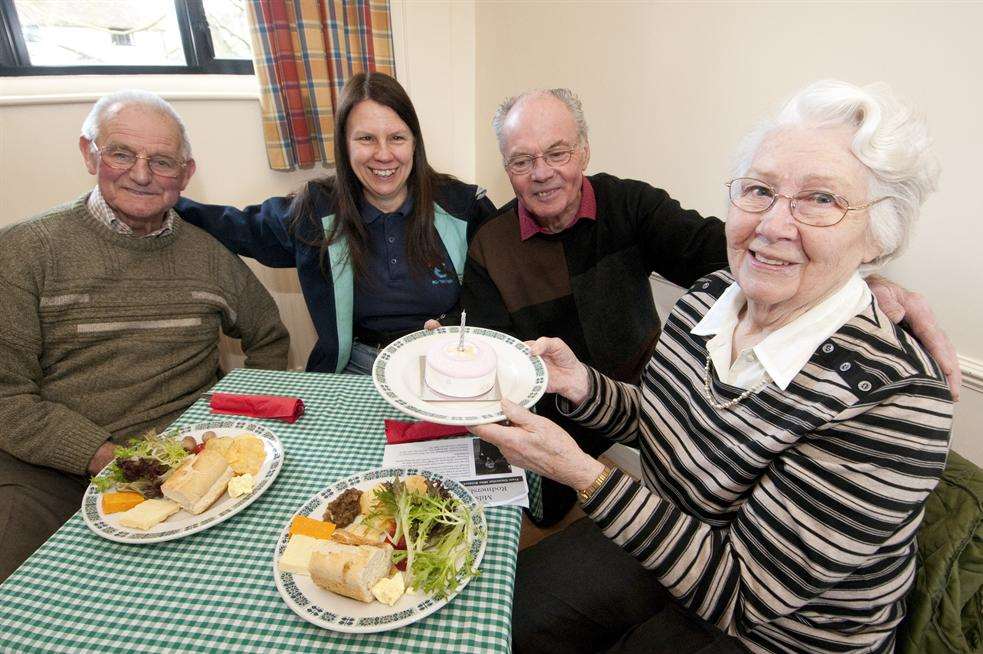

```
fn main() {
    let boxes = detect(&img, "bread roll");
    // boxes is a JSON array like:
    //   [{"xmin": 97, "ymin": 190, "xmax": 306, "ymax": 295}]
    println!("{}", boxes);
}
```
[
  {"xmin": 310, "ymin": 542, "xmax": 392, "ymax": 603},
  {"xmin": 161, "ymin": 449, "xmax": 234, "ymax": 515}
]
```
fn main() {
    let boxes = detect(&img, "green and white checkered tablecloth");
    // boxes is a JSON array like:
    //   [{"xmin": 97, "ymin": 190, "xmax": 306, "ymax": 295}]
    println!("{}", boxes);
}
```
[{"xmin": 0, "ymin": 369, "xmax": 527, "ymax": 654}]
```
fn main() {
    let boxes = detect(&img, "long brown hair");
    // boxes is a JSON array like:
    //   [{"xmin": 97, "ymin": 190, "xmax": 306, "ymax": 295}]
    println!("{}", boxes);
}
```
[{"xmin": 292, "ymin": 72, "xmax": 451, "ymax": 282}]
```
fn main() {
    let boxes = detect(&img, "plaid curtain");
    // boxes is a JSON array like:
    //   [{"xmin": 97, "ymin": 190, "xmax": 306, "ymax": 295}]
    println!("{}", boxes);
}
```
[{"xmin": 246, "ymin": 0, "xmax": 396, "ymax": 171}]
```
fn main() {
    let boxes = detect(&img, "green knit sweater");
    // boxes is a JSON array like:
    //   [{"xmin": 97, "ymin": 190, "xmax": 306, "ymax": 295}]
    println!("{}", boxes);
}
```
[{"xmin": 0, "ymin": 194, "xmax": 289, "ymax": 476}]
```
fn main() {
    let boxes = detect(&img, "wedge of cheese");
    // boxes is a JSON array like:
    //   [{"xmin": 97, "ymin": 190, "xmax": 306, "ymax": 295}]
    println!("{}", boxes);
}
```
[
  {"xmin": 101, "ymin": 491, "xmax": 146, "ymax": 515},
  {"xmin": 117, "ymin": 498, "xmax": 180, "ymax": 530},
  {"xmin": 289, "ymin": 515, "xmax": 336, "ymax": 540},
  {"xmin": 278, "ymin": 534, "xmax": 334, "ymax": 575}
]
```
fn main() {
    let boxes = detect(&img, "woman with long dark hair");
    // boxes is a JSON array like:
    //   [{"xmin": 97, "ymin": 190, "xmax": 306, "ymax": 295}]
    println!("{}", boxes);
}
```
[{"xmin": 176, "ymin": 72, "xmax": 495, "ymax": 373}]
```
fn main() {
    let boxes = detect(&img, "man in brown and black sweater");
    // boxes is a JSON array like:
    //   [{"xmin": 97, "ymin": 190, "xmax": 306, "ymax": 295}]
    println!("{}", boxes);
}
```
[
  {"xmin": 463, "ymin": 89, "xmax": 726, "ymax": 524},
  {"xmin": 0, "ymin": 91, "xmax": 288, "ymax": 581},
  {"xmin": 464, "ymin": 88, "xmax": 959, "ymax": 525}
]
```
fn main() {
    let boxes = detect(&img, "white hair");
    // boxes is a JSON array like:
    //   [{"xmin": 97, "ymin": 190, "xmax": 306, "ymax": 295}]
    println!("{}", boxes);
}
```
[
  {"xmin": 80, "ymin": 89, "xmax": 192, "ymax": 159},
  {"xmin": 732, "ymin": 79, "xmax": 939, "ymax": 273},
  {"xmin": 492, "ymin": 88, "xmax": 589, "ymax": 154}
]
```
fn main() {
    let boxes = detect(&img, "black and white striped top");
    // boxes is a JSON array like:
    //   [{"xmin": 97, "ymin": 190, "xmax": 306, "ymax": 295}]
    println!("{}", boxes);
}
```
[{"xmin": 568, "ymin": 271, "xmax": 952, "ymax": 653}]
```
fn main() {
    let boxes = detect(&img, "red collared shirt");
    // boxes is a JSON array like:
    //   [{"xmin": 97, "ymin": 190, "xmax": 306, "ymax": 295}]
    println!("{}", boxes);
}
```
[{"xmin": 518, "ymin": 177, "xmax": 597, "ymax": 240}]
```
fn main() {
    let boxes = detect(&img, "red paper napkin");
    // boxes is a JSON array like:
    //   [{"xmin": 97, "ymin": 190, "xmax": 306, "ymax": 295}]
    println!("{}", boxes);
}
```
[
  {"xmin": 210, "ymin": 392, "xmax": 305, "ymax": 423},
  {"xmin": 384, "ymin": 419, "xmax": 468, "ymax": 444}
]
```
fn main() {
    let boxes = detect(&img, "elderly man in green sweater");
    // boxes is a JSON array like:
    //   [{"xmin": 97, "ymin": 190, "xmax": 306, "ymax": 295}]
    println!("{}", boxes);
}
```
[{"xmin": 0, "ymin": 90, "xmax": 289, "ymax": 581}]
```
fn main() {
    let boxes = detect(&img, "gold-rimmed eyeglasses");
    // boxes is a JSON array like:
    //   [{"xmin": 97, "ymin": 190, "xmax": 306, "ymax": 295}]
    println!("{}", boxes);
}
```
[
  {"xmin": 94, "ymin": 145, "xmax": 188, "ymax": 179},
  {"xmin": 725, "ymin": 177, "xmax": 891, "ymax": 227},
  {"xmin": 504, "ymin": 147, "xmax": 578, "ymax": 175}
]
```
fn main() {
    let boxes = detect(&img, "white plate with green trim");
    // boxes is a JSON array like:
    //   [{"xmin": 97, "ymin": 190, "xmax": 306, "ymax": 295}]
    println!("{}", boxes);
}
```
[
  {"xmin": 81, "ymin": 419, "xmax": 284, "ymax": 544},
  {"xmin": 273, "ymin": 467, "xmax": 487, "ymax": 633},
  {"xmin": 372, "ymin": 327, "xmax": 548, "ymax": 425}
]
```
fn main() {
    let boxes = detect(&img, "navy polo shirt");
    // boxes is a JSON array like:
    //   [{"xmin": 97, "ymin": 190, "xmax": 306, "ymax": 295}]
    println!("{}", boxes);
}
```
[{"xmin": 355, "ymin": 197, "xmax": 460, "ymax": 336}]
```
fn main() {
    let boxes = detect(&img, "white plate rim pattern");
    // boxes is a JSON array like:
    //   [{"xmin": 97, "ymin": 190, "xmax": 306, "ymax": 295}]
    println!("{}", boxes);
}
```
[
  {"xmin": 372, "ymin": 327, "xmax": 548, "ymax": 425},
  {"xmin": 81, "ymin": 419, "xmax": 284, "ymax": 544},
  {"xmin": 272, "ymin": 466, "xmax": 488, "ymax": 633}
]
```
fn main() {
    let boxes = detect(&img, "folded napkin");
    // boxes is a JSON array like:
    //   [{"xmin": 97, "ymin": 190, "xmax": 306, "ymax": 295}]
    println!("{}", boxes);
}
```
[
  {"xmin": 384, "ymin": 419, "xmax": 468, "ymax": 444},
  {"xmin": 210, "ymin": 392, "xmax": 305, "ymax": 423}
]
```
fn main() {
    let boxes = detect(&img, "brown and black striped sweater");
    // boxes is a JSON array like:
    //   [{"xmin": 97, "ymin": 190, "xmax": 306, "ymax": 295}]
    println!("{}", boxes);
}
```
[
  {"xmin": 568, "ymin": 271, "xmax": 953, "ymax": 653},
  {"xmin": 0, "ymin": 194, "xmax": 289, "ymax": 476},
  {"xmin": 461, "ymin": 173, "xmax": 727, "ymax": 384}
]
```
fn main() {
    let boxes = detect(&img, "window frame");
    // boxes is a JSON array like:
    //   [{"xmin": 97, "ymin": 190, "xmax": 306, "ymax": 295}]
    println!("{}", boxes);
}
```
[{"xmin": 0, "ymin": 0, "xmax": 254, "ymax": 76}]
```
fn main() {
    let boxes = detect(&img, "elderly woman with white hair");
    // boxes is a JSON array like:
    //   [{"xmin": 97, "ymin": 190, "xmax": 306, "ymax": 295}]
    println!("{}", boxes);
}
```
[{"xmin": 474, "ymin": 80, "xmax": 953, "ymax": 654}]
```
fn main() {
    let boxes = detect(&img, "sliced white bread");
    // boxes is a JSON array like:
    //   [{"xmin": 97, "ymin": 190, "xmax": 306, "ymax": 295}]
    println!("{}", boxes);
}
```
[
  {"xmin": 309, "ymin": 541, "xmax": 392, "ymax": 603},
  {"xmin": 161, "ymin": 449, "xmax": 234, "ymax": 515}
]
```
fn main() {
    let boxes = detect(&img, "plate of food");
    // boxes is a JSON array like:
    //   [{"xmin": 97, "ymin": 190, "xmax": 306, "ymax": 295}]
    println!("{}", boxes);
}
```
[
  {"xmin": 81, "ymin": 419, "xmax": 283, "ymax": 543},
  {"xmin": 372, "ymin": 326, "xmax": 548, "ymax": 425},
  {"xmin": 273, "ymin": 467, "xmax": 486, "ymax": 633}
]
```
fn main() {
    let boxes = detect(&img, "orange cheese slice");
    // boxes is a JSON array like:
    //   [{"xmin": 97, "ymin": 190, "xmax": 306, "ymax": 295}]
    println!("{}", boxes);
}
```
[
  {"xmin": 102, "ymin": 491, "xmax": 146, "ymax": 514},
  {"xmin": 289, "ymin": 515, "xmax": 336, "ymax": 540}
]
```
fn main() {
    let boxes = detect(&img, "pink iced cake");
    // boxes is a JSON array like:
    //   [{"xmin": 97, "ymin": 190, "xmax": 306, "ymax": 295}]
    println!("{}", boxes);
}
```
[{"xmin": 424, "ymin": 336, "xmax": 498, "ymax": 398}]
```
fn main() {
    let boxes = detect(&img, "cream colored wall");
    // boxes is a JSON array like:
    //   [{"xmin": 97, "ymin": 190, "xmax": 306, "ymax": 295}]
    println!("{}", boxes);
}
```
[
  {"xmin": 0, "ymin": 0, "xmax": 477, "ymax": 372},
  {"xmin": 474, "ymin": 1, "xmax": 983, "ymax": 463},
  {"xmin": 3, "ymin": 1, "xmax": 982, "ymax": 462}
]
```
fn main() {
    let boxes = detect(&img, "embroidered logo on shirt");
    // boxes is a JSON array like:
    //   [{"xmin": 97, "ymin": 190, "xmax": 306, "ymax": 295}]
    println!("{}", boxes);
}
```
[{"xmin": 431, "ymin": 265, "xmax": 455, "ymax": 285}]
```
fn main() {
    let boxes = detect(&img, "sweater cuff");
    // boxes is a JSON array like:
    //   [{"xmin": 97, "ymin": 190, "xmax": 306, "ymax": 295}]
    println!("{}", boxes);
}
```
[
  {"xmin": 580, "ymin": 466, "xmax": 630, "ymax": 514},
  {"xmin": 556, "ymin": 367, "xmax": 603, "ymax": 421},
  {"xmin": 48, "ymin": 423, "xmax": 112, "ymax": 476}
]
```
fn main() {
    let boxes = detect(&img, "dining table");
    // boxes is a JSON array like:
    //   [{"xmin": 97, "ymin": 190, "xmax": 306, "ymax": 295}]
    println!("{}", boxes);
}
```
[{"xmin": 0, "ymin": 368, "xmax": 534, "ymax": 653}]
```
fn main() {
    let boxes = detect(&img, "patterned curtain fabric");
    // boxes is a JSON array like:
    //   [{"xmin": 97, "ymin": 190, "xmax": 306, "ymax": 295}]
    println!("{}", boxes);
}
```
[{"xmin": 246, "ymin": 0, "xmax": 396, "ymax": 170}]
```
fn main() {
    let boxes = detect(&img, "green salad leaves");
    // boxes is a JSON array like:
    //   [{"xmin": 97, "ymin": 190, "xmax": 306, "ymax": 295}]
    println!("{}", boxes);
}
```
[
  {"xmin": 91, "ymin": 430, "xmax": 189, "ymax": 495},
  {"xmin": 368, "ymin": 476, "xmax": 481, "ymax": 600}
]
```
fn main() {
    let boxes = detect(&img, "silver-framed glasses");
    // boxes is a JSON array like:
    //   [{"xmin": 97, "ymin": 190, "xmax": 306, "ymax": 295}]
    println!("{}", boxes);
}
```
[
  {"xmin": 94, "ymin": 145, "xmax": 188, "ymax": 178},
  {"xmin": 725, "ymin": 177, "xmax": 890, "ymax": 227},
  {"xmin": 504, "ymin": 147, "xmax": 578, "ymax": 175}
]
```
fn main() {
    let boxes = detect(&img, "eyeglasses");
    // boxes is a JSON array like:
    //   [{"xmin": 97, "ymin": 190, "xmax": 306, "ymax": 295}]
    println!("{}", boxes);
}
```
[
  {"xmin": 725, "ymin": 177, "xmax": 890, "ymax": 227},
  {"xmin": 94, "ymin": 145, "xmax": 188, "ymax": 178},
  {"xmin": 504, "ymin": 147, "xmax": 578, "ymax": 175}
]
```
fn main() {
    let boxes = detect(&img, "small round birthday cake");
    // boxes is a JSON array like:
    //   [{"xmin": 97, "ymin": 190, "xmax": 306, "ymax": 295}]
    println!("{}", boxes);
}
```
[{"xmin": 424, "ymin": 336, "xmax": 498, "ymax": 398}]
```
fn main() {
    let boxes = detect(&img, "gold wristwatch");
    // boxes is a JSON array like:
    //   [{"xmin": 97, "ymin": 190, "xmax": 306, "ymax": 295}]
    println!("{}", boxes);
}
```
[{"xmin": 578, "ymin": 466, "xmax": 614, "ymax": 503}]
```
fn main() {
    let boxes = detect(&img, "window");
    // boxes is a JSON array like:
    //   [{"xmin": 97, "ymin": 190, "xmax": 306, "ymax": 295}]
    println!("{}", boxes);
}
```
[{"xmin": 0, "ymin": 0, "xmax": 253, "ymax": 75}]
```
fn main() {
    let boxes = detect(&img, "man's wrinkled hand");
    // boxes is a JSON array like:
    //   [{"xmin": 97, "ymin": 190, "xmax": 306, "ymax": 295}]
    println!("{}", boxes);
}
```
[
  {"xmin": 868, "ymin": 275, "xmax": 961, "ymax": 400},
  {"xmin": 87, "ymin": 441, "xmax": 118, "ymax": 476}
]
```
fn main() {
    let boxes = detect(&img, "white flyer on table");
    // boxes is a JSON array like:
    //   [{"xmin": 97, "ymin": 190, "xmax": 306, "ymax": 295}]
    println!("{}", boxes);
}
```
[{"xmin": 381, "ymin": 436, "xmax": 529, "ymax": 508}]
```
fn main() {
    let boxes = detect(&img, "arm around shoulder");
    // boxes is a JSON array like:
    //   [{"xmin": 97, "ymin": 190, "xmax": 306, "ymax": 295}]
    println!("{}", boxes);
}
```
[
  {"xmin": 174, "ymin": 193, "xmax": 299, "ymax": 268},
  {"xmin": 626, "ymin": 179, "xmax": 728, "ymax": 288}
]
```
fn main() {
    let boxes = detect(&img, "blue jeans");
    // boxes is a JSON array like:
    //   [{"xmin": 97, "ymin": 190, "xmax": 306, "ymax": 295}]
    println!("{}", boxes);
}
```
[{"xmin": 342, "ymin": 341, "xmax": 379, "ymax": 375}]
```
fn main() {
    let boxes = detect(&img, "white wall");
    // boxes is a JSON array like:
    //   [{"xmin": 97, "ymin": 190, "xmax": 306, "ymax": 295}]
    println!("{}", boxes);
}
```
[{"xmin": 474, "ymin": 1, "xmax": 983, "ymax": 464}]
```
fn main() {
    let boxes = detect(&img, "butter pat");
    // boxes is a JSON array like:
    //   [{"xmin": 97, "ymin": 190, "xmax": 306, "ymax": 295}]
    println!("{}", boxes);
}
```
[
  {"xmin": 227, "ymin": 473, "xmax": 254, "ymax": 498},
  {"xmin": 279, "ymin": 534, "xmax": 331, "ymax": 575},
  {"xmin": 117, "ymin": 498, "xmax": 180, "ymax": 530},
  {"xmin": 371, "ymin": 573, "xmax": 405, "ymax": 606}
]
